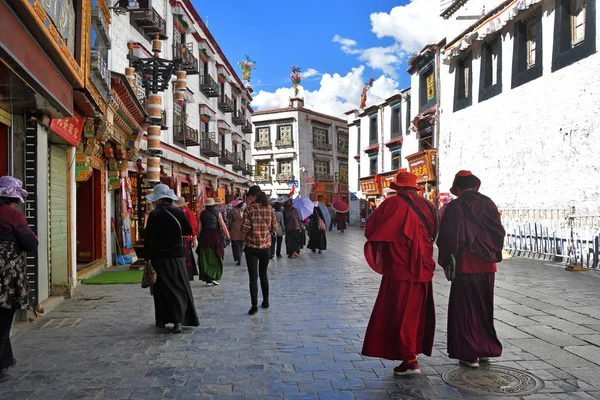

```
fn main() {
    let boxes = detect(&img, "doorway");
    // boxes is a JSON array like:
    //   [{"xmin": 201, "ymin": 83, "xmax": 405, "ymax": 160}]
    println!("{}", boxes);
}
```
[{"xmin": 76, "ymin": 168, "xmax": 103, "ymax": 267}]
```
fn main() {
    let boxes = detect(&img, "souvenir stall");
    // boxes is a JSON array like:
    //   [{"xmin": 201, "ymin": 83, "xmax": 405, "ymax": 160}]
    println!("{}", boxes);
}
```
[{"xmin": 406, "ymin": 149, "xmax": 437, "ymax": 204}]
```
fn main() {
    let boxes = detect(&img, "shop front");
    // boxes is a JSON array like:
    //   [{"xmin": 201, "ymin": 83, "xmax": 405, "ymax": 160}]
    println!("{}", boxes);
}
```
[
  {"xmin": 406, "ymin": 149, "xmax": 437, "ymax": 204},
  {"xmin": 359, "ymin": 175, "xmax": 381, "ymax": 227},
  {"xmin": 311, "ymin": 182, "xmax": 336, "ymax": 204}
]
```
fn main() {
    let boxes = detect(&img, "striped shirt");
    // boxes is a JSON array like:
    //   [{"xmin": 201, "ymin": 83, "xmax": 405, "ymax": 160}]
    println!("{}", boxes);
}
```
[{"xmin": 241, "ymin": 203, "xmax": 277, "ymax": 249}]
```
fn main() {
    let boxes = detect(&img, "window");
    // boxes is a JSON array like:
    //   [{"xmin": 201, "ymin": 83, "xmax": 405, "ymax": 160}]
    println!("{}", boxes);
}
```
[
  {"xmin": 256, "ymin": 127, "xmax": 270, "ymax": 145},
  {"xmin": 220, "ymin": 133, "xmax": 226, "ymax": 156},
  {"xmin": 419, "ymin": 70, "xmax": 435, "ymax": 112},
  {"xmin": 338, "ymin": 162, "xmax": 348, "ymax": 183},
  {"xmin": 313, "ymin": 127, "xmax": 329, "ymax": 150},
  {"xmin": 277, "ymin": 125, "xmax": 293, "ymax": 145},
  {"xmin": 135, "ymin": 72, "xmax": 145, "ymax": 101},
  {"xmin": 255, "ymin": 162, "xmax": 270, "ymax": 180},
  {"xmin": 315, "ymin": 161, "xmax": 330, "ymax": 179},
  {"xmin": 369, "ymin": 116, "xmax": 377, "ymax": 144},
  {"xmin": 391, "ymin": 107, "xmax": 401, "ymax": 138},
  {"xmin": 419, "ymin": 134, "xmax": 433, "ymax": 152},
  {"xmin": 479, "ymin": 37, "xmax": 503, "ymax": 102},
  {"xmin": 173, "ymin": 101, "xmax": 183, "ymax": 130},
  {"xmin": 512, "ymin": 12, "xmax": 543, "ymax": 88},
  {"xmin": 391, "ymin": 151, "xmax": 401, "ymax": 170},
  {"xmin": 337, "ymin": 134, "xmax": 348, "ymax": 152},
  {"xmin": 405, "ymin": 98, "xmax": 411, "ymax": 134},
  {"xmin": 356, "ymin": 125, "xmax": 361, "ymax": 153},
  {"xmin": 278, "ymin": 159, "xmax": 293, "ymax": 179},
  {"xmin": 202, "ymin": 61, "xmax": 209, "ymax": 77},
  {"xmin": 454, "ymin": 54, "xmax": 472, "ymax": 112},
  {"xmin": 552, "ymin": 0, "xmax": 596, "ymax": 72},
  {"xmin": 369, "ymin": 157, "xmax": 378, "ymax": 176}
]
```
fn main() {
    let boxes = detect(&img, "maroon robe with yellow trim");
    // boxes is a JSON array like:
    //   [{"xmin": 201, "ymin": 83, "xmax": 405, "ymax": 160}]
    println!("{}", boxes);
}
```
[
  {"xmin": 362, "ymin": 192, "xmax": 438, "ymax": 361},
  {"xmin": 437, "ymin": 190, "xmax": 505, "ymax": 360}
]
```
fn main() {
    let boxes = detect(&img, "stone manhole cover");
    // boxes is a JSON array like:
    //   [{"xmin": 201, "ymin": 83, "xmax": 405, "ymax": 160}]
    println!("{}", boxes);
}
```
[{"xmin": 442, "ymin": 365, "xmax": 544, "ymax": 397}]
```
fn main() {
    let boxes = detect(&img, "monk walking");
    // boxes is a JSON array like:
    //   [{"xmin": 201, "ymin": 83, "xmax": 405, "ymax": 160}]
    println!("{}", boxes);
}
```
[
  {"xmin": 362, "ymin": 171, "xmax": 437, "ymax": 376},
  {"xmin": 437, "ymin": 170, "xmax": 505, "ymax": 368}
]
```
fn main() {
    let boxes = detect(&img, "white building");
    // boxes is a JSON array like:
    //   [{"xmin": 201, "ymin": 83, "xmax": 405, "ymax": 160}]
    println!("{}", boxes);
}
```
[
  {"xmin": 438, "ymin": 0, "xmax": 599, "ymax": 213},
  {"xmin": 251, "ymin": 98, "xmax": 349, "ymax": 204},
  {"xmin": 346, "ymin": 90, "xmax": 414, "ymax": 225}
]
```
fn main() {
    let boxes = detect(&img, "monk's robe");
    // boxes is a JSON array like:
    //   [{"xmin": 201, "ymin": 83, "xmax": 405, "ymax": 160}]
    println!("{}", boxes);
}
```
[
  {"xmin": 362, "ymin": 192, "xmax": 438, "ymax": 361},
  {"xmin": 437, "ymin": 190, "xmax": 506, "ymax": 361}
]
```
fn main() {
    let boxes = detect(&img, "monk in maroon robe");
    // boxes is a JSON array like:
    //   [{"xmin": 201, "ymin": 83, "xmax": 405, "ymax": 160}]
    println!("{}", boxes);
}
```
[
  {"xmin": 437, "ymin": 170, "xmax": 506, "ymax": 368},
  {"xmin": 362, "ymin": 171, "xmax": 438, "ymax": 376}
]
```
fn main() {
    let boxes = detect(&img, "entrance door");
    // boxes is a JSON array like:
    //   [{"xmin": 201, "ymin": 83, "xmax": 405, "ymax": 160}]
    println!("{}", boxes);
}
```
[{"xmin": 76, "ymin": 169, "xmax": 103, "ymax": 264}]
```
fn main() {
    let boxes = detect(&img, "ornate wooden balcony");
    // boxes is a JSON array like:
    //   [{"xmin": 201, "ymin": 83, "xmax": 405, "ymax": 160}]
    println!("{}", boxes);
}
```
[
  {"xmin": 232, "ymin": 110, "xmax": 245, "ymax": 126},
  {"xmin": 200, "ymin": 133, "xmax": 220, "ymax": 157},
  {"xmin": 254, "ymin": 141, "xmax": 272, "ymax": 150},
  {"xmin": 232, "ymin": 154, "xmax": 245, "ymax": 171},
  {"xmin": 242, "ymin": 120, "xmax": 253, "ymax": 134},
  {"xmin": 218, "ymin": 95, "xmax": 234, "ymax": 113},
  {"xmin": 130, "ymin": 8, "xmax": 167, "ymax": 40},
  {"xmin": 243, "ymin": 163, "xmax": 253, "ymax": 176},
  {"xmin": 200, "ymin": 75, "xmax": 219, "ymax": 98},
  {"xmin": 254, "ymin": 173, "xmax": 270, "ymax": 183},
  {"xmin": 313, "ymin": 141, "xmax": 332, "ymax": 151},
  {"xmin": 315, "ymin": 173, "xmax": 334, "ymax": 182},
  {"xmin": 275, "ymin": 139, "xmax": 294, "ymax": 148},
  {"xmin": 219, "ymin": 149, "xmax": 235, "ymax": 164},
  {"xmin": 173, "ymin": 42, "xmax": 198, "ymax": 75},
  {"xmin": 173, "ymin": 125, "xmax": 200, "ymax": 147}
]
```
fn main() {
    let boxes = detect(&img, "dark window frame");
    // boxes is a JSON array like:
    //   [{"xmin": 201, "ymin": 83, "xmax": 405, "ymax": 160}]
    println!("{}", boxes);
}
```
[
  {"xmin": 419, "ymin": 71, "xmax": 436, "ymax": 112},
  {"xmin": 479, "ymin": 36, "xmax": 503, "ymax": 102},
  {"xmin": 512, "ymin": 11, "xmax": 544, "ymax": 89},
  {"xmin": 405, "ymin": 98, "xmax": 411, "ymax": 134},
  {"xmin": 552, "ymin": 0, "xmax": 597, "ymax": 72},
  {"xmin": 356, "ymin": 125, "xmax": 361, "ymax": 153},
  {"xmin": 391, "ymin": 150, "xmax": 401, "ymax": 170},
  {"xmin": 277, "ymin": 124, "xmax": 293, "ymax": 141},
  {"xmin": 369, "ymin": 157, "xmax": 378, "ymax": 176},
  {"xmin": 454, "ymin": 53, "xmax": 473, "ymax": 112},
  {"xmin": 391, "ymin": 106, "xmax": 401, "ymax": 138},
  {"xmin": 369, "ymin": 116, "xmax": 378, "ymax": 145}
]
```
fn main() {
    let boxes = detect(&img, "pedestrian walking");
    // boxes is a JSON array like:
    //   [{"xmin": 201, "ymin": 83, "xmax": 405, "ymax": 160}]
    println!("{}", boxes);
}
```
[
  {"xmin": 362, "ymin": 171, "xmax": 438, "ymax": 376},
  {"xmin": 0, "ymin": 177, "xmax": 38, "ymax": 383},
  {"xmin": 283, "ymin": 200, "xmax": 302, "ymax": 258},
  {"xmin": 270, "ymin": 203, "xmax": 285, "ymax": 259},
  {"xmin": 241, "ymin": 186, "xmax": 277, "ymax": 315},
  {"xmin": 335, "ymin": 211, "xmax": 347, "ymax": 233},
  {"xmin": 327, "ymin": 203, "xmax": 336, "ymax": 231},
  {"xmin": 197, "ymin": 198, "xmax": 230, "ymax": 286},
  {"xmin": 307, "ymin": 203, "xmax": 327, "ymax": 254},
  {"xmin": 228, "ymin": 200, "xmax": 245, "ymax": 266},
  {"xmin": 437, "ymin": 170, "xmax": 505, "ymax": 368},
  {"xmin": 174, "ymin": 197, "xmax": 198, "ymax": 280},
  {"xmin": 144, "ymin": 184, "xmax": 199, "ymax": 334}
]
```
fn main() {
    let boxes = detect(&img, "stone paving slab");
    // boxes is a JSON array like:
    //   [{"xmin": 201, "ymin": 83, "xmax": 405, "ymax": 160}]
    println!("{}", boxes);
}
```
[{"xmin": 3, "ymin": 228, "xmax": 600, "ymax": 399}]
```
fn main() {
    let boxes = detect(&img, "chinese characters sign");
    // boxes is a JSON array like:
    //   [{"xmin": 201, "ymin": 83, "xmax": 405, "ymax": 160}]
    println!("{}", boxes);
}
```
[
  {"xmin": 360, "ymin": 177, "xmax": 380, "ymax": 195},
  {"xmin": 380, "ymin": 172, "xmax": 397, "ymax": 190},
  {"xmin": 426, "ymin": 73, "xmax": 435, "ymax": 102},
  {"xmin": 407, "ymin": 150, "xmax": 437, "ymax": 183},
  {"xmin": 49, "ymin": 112, "xmax": 85, "ymax": 146}
]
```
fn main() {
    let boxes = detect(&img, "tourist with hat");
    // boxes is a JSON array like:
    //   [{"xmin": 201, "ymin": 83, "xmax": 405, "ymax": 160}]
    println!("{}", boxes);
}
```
[
  {"xmin": 0, "ymin": 176, "xmax": 38, "ymax": 383},
  {"xmin": 174, "ymin": 197, "xmax": 198, "ymax": 280},
  {"xmin": 144, "ymin": 184, "xmax": 199, "ymax": 334},
  {"xmin": 196, "ymin": 197, "xmax": 230, "ymax": 286},
  {"xmin": 437, "ymin": 170, "xmax": 505, "ymax": 368},
  {"xmin": 361, "ymin": 170, "xmax": 438, "ymax": 376}
]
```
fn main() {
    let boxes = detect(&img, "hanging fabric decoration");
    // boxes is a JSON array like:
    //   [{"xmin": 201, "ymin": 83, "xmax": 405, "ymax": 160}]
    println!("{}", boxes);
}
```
[
  {"xmin": 360, "ymin": 77, "xmax": 375, "ymax": 110},
  {"xmin": 290, "ymin": 66, "xmax": 301, "ymax": 97},
  {"xmin": 238, "ymin": 55, "xmax": 256, "ymax": 82}
]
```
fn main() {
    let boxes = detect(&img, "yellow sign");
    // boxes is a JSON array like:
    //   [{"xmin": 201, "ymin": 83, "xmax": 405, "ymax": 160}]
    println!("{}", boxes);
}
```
[{"xmin": 426, "ymin": 74, "xmax": 435, "ymax": 102}]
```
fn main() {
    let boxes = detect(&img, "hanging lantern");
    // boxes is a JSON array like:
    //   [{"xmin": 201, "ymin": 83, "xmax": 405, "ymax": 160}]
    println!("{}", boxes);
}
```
[
  {"xmin": 147, "ymin": 125, "xmax": 161, "ymax": 154},
  {"xmin": 147, "ymin": 157, "xmax": 161, "ymax": 183},
  {"xmin": 125, "ymin": 67, "xmax": 136, "ymax": 87},
  {"xmin": 175, "ymin": 71, "xmax": 187, "ymax": 93},
  {"xmin": 147, "ymin": 94, "xmax": 162, "ymax": 120}
]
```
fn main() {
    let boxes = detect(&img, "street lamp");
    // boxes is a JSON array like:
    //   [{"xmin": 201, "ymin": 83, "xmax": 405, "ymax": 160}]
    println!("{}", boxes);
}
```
[{"xmin": 126, "ymin": 34, "xmax": 187, "ymax": 183}]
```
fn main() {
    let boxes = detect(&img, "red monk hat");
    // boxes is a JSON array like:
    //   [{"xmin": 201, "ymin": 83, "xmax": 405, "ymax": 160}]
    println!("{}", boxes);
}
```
[
  {"xmin": 450, "ymin": 170, "xmax": 481, "ymax": 196},
  {"xmin": 389, "ymin": 170, "xmax": 421, "ymax": 191}
]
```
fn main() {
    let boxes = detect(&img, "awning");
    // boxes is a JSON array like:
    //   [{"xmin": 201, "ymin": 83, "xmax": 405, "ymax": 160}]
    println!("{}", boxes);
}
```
[
  {"xmin": 313, "ymin": 154, "xmax": 332, "ymax": 162},
  {"xmin": 443, "ymin": 0, "xmax": 542, "ymax": 64},
  {"xmin": 253, "ymin": 154, "xmax": 272, "ymax": 160},
  {"xmin": 274, "ymin": 152, "xmax": 296, "ymax": 159}
]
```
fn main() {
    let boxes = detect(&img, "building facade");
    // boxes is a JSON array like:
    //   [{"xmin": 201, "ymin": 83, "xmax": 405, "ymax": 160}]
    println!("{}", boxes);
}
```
[
  {"xmin": 438, "ymin": 0, "xmax": 599, "ymax": 266},
  {"xmin": 346, "ymin": 90, "xmax": 414, "ymax": 226},
  {"xmin": 251, "ymin": 99, "xmax": 349, "ymax": 204}
]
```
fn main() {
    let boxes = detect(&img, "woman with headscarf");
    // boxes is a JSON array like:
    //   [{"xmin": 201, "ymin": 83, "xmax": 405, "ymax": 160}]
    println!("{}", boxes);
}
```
[
  {"xmin": 228, "ymin": 200, "xmax": 245, "ymax": 266},
  {"xmin": 283, "ymin": 200, "xmax": 302, "ymax": 258},
  {"xmin": 241, "ymin": 186, "xmax": 277, "ymax": 315},
  {"xmin": 197, "ymin": 198, "xmax": 230, "ymax": 285},
  {"xmin": 307, "ymin": 203, "xmax": 327, "ymax": 254},
  {"xmin": 174, "ymin": 197, "xmax": 198, "ymax": 280},
  {"xmin": 0, "ymin": 177, "xmax": 37, "ymax": 383},
  {"xmin": 144, "ymin": 184, "xmax": 199, "ymax": 334}
]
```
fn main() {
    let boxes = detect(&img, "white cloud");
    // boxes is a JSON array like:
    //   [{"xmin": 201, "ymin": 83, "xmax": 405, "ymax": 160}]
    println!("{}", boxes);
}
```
[
  {"xmin": 252, "ymin": 66, "xmax": 399, "ymax": 118},
  {"xmin": 332, "ymin": 36, "xmax": 402, "ymax": 78},
  {"xmin": 333, "ymin": 35, "xmax": 361, "ymax": 55},
  {"xmin": 300, "ymin": 68, "xmax": 320, "ymax": 79},
  {"xmin": 370, "ymin": 0, "xmax": 446, "ymax": 53}
]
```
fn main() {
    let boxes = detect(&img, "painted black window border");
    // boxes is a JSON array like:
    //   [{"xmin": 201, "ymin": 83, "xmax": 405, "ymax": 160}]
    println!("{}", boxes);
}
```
[
  {"xmin": 552, "ymin": 0, "xmax": 597, "ymax": 72},
  {"xmin": 419, "ymin": 72, "xmax": 436, "ymax": 113},
  {"xmin": 512, "ymin": 11, "xmax": 543, "ymax": 89},
  {"xmin": 453, "ymin": 53, "xmax": 473, "ymax": 112},
  {"xmin": 405, "ymin": 97, "xmax": 411, "ymax": 134},
  {"xmin": 391, "ymin": 106, "xmax": 401, "ymax": 138},
  {"xmin": 479, "ymin": 36, "xmax": 503, "ymax": 102},
  {"xmin": 369, "ymin": 157, "xmax": 378, "ymax": 176},
  {"xmin": 369, "ymin": 116, "xmax": 378, "ymax": 144}
]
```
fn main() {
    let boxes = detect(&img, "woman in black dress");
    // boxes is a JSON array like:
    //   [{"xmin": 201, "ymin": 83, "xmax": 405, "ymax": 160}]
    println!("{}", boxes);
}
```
[
  {"xmin": 145, "ymin": 184, "xmax": 199, "ymax": 334},
  {"xmin": 307, "ymin": 204, "xmax": 327, "ymax": 254}
]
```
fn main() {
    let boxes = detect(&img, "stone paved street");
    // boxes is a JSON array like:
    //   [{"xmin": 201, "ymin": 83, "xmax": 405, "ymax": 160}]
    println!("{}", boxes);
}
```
[{"xmin": 4, "ymin": 228, "xmax": 600, "ymax": 399}]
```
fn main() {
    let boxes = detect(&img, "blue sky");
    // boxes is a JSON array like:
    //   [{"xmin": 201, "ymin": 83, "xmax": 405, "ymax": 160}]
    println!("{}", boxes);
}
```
[{"xmin": 191, "ymin": 0, "xmax": 444, "ymax": 116}]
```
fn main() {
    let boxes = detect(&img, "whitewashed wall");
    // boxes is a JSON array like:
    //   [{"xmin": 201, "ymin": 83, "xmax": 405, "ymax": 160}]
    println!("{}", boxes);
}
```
[{"xmin": 439, "ymin": 1, "xmax": 600, "ymax": 213}]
